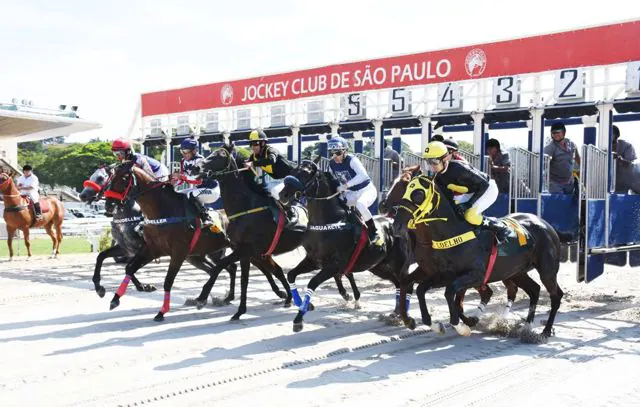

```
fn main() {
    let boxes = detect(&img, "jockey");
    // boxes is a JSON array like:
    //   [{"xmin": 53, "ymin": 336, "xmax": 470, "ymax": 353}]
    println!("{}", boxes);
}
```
[
  {"xmin": 245, "ymin": 129, "xmax": 296, "ymax": 200},
  {"xmin": 111, "ymin": 138, "xmax": 170, "ymax": 181},
  {"xmin": 171, "ymin": 138, "xmax": 220, "ymax": 227},
  {"xmin": 16, "ymin": 164, "xmax": 42, "ymax": 220},
  {"xmin": 423, "ymin": 141, "xmax": 509, "ymax": 243},
  {"xmin": 443, "ymin": 139, "xmax": 468, "ymax": 163},
  {"xmin": 328, "ymin": 136, "xmax": 384, "ymax": 248}
]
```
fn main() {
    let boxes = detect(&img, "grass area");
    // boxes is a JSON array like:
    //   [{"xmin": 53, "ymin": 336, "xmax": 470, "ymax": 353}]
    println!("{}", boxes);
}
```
[{"xmin": 0, "ymin": 236, "xmax": 92, "ymax": 257}]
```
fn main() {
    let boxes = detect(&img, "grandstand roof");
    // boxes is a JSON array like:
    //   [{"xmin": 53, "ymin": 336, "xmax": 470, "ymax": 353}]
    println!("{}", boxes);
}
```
[{"xmin": 0, "ymin": 104, "xmax": 101, "ymax": 141}]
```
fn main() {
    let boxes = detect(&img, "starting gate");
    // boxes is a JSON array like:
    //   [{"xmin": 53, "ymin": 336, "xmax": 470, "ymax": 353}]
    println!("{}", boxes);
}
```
[
  {"xmin": 401, "ymin": 151, "xmax": 422, "ymax": 169},
  {"xmin": 510, "ymin": 148, "xmax": 550, "ymax": 214},
  {"xmin": 355, "ymin": 153, "xmax": 394, "ymax": 193}
]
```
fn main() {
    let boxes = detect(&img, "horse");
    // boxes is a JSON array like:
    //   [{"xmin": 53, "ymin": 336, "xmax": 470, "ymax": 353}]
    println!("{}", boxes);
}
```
[
  {"xmin": 0, "ymin": 172, "xmax": 64, "ymax": 260},
  {"xmin": 79, "ymin": 165, "xmax": 156, "ymax": 297},
  {"xmin": 380, "ymin": 169, "xmax": 526, "ymax": 323},
  {"xmin": 392, "ymin": 175, "xmax": 564, "ymax": 337},
  {"xmin": 279, "ymin": 160, "xmax": 411, "ymax": 332},
  {"xmin": 195, "ymin": 145, "xmax": 362, "ymax": 321},
  {"xmin": 103, "ymin": 161, "xmax": 246, "ymax": 321}
]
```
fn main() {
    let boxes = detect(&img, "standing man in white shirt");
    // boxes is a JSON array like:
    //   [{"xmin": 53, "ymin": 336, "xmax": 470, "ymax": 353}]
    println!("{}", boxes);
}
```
[{"xmin": 16, "ymin": 164, "xmax": 42, "ymax": 220}]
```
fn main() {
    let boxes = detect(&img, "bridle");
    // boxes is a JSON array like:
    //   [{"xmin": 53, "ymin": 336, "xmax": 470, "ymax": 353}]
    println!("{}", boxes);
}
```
[
  {"xmin": 288, "ymin": 161, "xmax": 340, "ymax": 201},
  {"xmin": 104, "ymin": 165, "xmax": 167, "ymax": 204},
  {"xmin": 395, "ymin": 175, "xmax": 447, "ymax": 229},
  {"xmin": 83, "ymin": 167, "xmax": 114, "ymax": 201},
  {"xmin": 201, "ymin": 148, "xmax": 251, "ymax": 179}
]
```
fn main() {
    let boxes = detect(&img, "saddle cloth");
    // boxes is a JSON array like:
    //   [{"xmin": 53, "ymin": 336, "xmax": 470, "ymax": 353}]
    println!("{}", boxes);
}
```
[{"xmin": 24, "ymin": 197, "xmax": 50, "ymax": 213}]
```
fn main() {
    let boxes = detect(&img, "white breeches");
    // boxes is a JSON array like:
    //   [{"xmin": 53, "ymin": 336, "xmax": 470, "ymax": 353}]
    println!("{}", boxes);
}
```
[
  {"xmin": 154, "ymin": 167, "xmax": 170, "ymax": 182},
  {"xmin": 454, "ymin": 179, "xmax": 498, "ymax": 214},
  {"xmin": 21, "ymin": 191, "xmax": 40, "ymax": 202},
  {"xmin": 178, "ymin": 186, "xmax": 221, "ymax": 204},
  {"xmin": 265, "ymin": 179, "xmax": 285, "ymax": 200},
  {"xmin": 343, "ymin": 183, "xmax": 377, "ymax": 222}
]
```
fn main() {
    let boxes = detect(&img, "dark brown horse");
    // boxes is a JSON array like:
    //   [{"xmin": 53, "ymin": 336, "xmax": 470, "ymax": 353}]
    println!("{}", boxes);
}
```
[
  {"xmin": 103, "ymin": 162, "xmax": 239, "ymax": 321},
  {"xmin": 0, "ymin": 172, "xmax": 64, "ymax": 260},
  {"xmin": 392, "ymin": 175, "xmax": 565, "ymax": 337},
  {"xmin": 380, "ymin": 170, "xmax": 525, "ymax": 325}
]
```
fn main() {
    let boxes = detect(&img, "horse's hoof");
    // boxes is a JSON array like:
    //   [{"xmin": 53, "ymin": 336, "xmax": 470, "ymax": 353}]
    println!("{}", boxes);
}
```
[
  {"xmin": 405, "ymin": 317, "xmax": 416, "ymax": 330},
  {"xmin": 453, "ymin": 322, "xmax": 471, "ymax": 336},
  {"xmin": 308, "ymin": 303, "xmax": 315, "ymax": 312},
  {"xmin": 467, "ymin": 316, "xmax": 480, "ymax": 328},
  {"xmin": 97, "ymin": 286, "xmax": 106, "ymax": 298},
  {"xmin": 109, "ymin": 298, "xmax": 120, "ymax": 310},
  {"xmin": 341, "ymin": 292, "xmax": 352, "ymax": 302},
  {"xmin": 153, "ymin": 312, "xmax": 165, "ymax": 322},
  {"xmin": 284, "ymin": 301, "xmax": 292, "ymax": 308},
  {"xmin": 430, "ymin": 322, "xmax": 445, "ymax": 335},
  {"xmin": 210, "ymin": 295, "xmax": 231, "ymax": 307},
  {"xmin": 230, "ymin": 312, "xmax": 243, "ymax": 321},
  {"xmin": 353, "ymin": 300, "xmax": 361, "ymax": 310},
  {"xmin": 25, "ymin": 257, "xmax": 31, "ymax": 262},
  {"xmin": 183, "ymin": 298, "xmax": 198, "ymax": 307},
  {"xmin": 196, "ymin": 299, "xmax": 208, "ymax": 310},
  {"xmin": 276, "ymin": 290, "xmax": 287, "ymax": 300},
  {"xmin": 542, "ymin": 328, "xmax": 555, "ymax": 338},
  {"xmin": 143, "ymin": 284, "xmax": 156, "ymax": 292},
  {"xmin": 293, "ymin": 321, "xmax": 304, "ymax": 332}
]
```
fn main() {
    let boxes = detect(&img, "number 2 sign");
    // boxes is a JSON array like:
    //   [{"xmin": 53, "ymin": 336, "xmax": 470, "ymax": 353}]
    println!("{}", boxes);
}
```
[{"xmin": 554, "ymin": 68, "xmax": 585, "ymax": 102}]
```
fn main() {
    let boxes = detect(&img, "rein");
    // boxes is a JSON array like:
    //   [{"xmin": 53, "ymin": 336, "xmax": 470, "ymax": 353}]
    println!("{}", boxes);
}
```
[{"xmin": 291, "ymin": 163, "xmax": 341, "ymax": 201}]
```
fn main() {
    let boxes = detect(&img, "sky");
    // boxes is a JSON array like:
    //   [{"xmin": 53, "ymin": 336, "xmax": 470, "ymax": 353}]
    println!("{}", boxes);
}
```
[{"xmin": 0, "ymin": 0, "xmax": 638, "ymax": 152}]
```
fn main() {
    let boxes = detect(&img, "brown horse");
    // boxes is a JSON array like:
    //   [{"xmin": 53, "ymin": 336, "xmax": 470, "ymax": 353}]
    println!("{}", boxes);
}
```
[{"xmin": 0, "ymin": 173, "xmax": 64, "ymax": 260}]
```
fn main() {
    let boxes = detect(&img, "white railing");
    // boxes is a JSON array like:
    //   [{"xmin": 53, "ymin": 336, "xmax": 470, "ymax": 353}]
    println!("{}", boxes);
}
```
[
  {"xmin": 458, "ymin": 150, "xmax": 481, "ymax": 169},
  {"xmin": 401, "ymin": 151, "xmax": 422, "ymax": 169}
]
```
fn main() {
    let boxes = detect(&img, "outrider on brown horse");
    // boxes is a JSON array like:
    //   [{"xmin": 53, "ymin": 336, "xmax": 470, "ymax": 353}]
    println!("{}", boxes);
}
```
[{"xmin": 0, "ymin": 172, "xmax": 64, "ymax": 260}]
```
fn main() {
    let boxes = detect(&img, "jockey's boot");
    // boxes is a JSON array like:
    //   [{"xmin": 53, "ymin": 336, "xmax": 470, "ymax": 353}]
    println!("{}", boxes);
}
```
[
  {"xmin": 365, "ymin": 219, "xmax": 385, "ymax": 250},
  {"xmin": 481, "ymin": 217, "xmax": 510, "ymax": 245},
  {"xmin": 33, "ymin": 202, "xmax": 43, "ymax": 220},
  {"xmin": 189, "ymin": 195, "xmax": 213, "ymax": 228}
]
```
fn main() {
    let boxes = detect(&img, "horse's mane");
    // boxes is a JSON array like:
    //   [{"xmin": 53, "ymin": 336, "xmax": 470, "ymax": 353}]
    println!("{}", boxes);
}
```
[{"xmin": 131, "ymin": 166, "xmax": 155, "ymax": 184}]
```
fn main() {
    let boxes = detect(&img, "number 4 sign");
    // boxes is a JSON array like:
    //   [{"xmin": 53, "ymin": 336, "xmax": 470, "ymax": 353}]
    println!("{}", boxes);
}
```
[{"xmin": 437, "ymin": 82, "xmax": 463, "ymax": 112}]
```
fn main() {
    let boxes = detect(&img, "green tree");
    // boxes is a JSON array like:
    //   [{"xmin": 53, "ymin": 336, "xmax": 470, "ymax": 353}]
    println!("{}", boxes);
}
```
[
  {"xmin": 146, "ymin": 145, "xmax": 165, "ymax": 161},
  {"xmin": 34, "ymin": 142, "xmax": 117, "ymax": 191},
  {"xmin": 458, "ymin": 140, "xmax": 473, "ymax": 152},
  {"xmin": 301, "ymin": 138, "xmax": 415, "ymax": 159},
  {"xmin": 18, "ymin": 141, "xmax": 44, "ymax": 153}
]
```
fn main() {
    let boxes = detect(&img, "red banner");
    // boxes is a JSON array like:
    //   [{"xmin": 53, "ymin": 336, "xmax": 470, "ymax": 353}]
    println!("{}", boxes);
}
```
[{"xmin": 141, "ymin": 21, "xmax": 640, "ymax": 117}]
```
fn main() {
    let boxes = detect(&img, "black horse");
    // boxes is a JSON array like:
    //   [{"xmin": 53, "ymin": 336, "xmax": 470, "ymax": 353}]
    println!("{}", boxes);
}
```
[
  {"xmin": 379, "ymin": 169, "xmax": 529, "ymax": 327},
  {"xmin": 392, "ymin": 175, "xmax": 564, "ymax": 337},
  {"xmin": 195, "ymin": 145, "xmax": 361, "ymax": 320},
  {"xmin": 279, "ymin": 160, "xmax": 411, "ymax": 332}
]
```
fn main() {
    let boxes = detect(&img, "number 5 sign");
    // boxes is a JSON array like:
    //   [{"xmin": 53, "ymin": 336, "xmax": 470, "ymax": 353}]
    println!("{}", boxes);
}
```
[{"xmin": 554, "ymin": 68, "xmax": 585, "ymax": 102}]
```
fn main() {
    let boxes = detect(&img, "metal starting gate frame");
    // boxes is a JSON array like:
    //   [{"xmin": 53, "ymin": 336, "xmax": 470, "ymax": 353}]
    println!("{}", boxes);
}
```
[{"xmin": 139, "ymin": 20, "xmax": 640, "ymax": 282}]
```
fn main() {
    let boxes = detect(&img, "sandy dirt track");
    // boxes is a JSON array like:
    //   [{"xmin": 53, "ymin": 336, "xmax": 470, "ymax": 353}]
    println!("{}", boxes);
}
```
[{"xmin": 0, "ymin": 250, "xmax": 639, "ymax": 407}]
